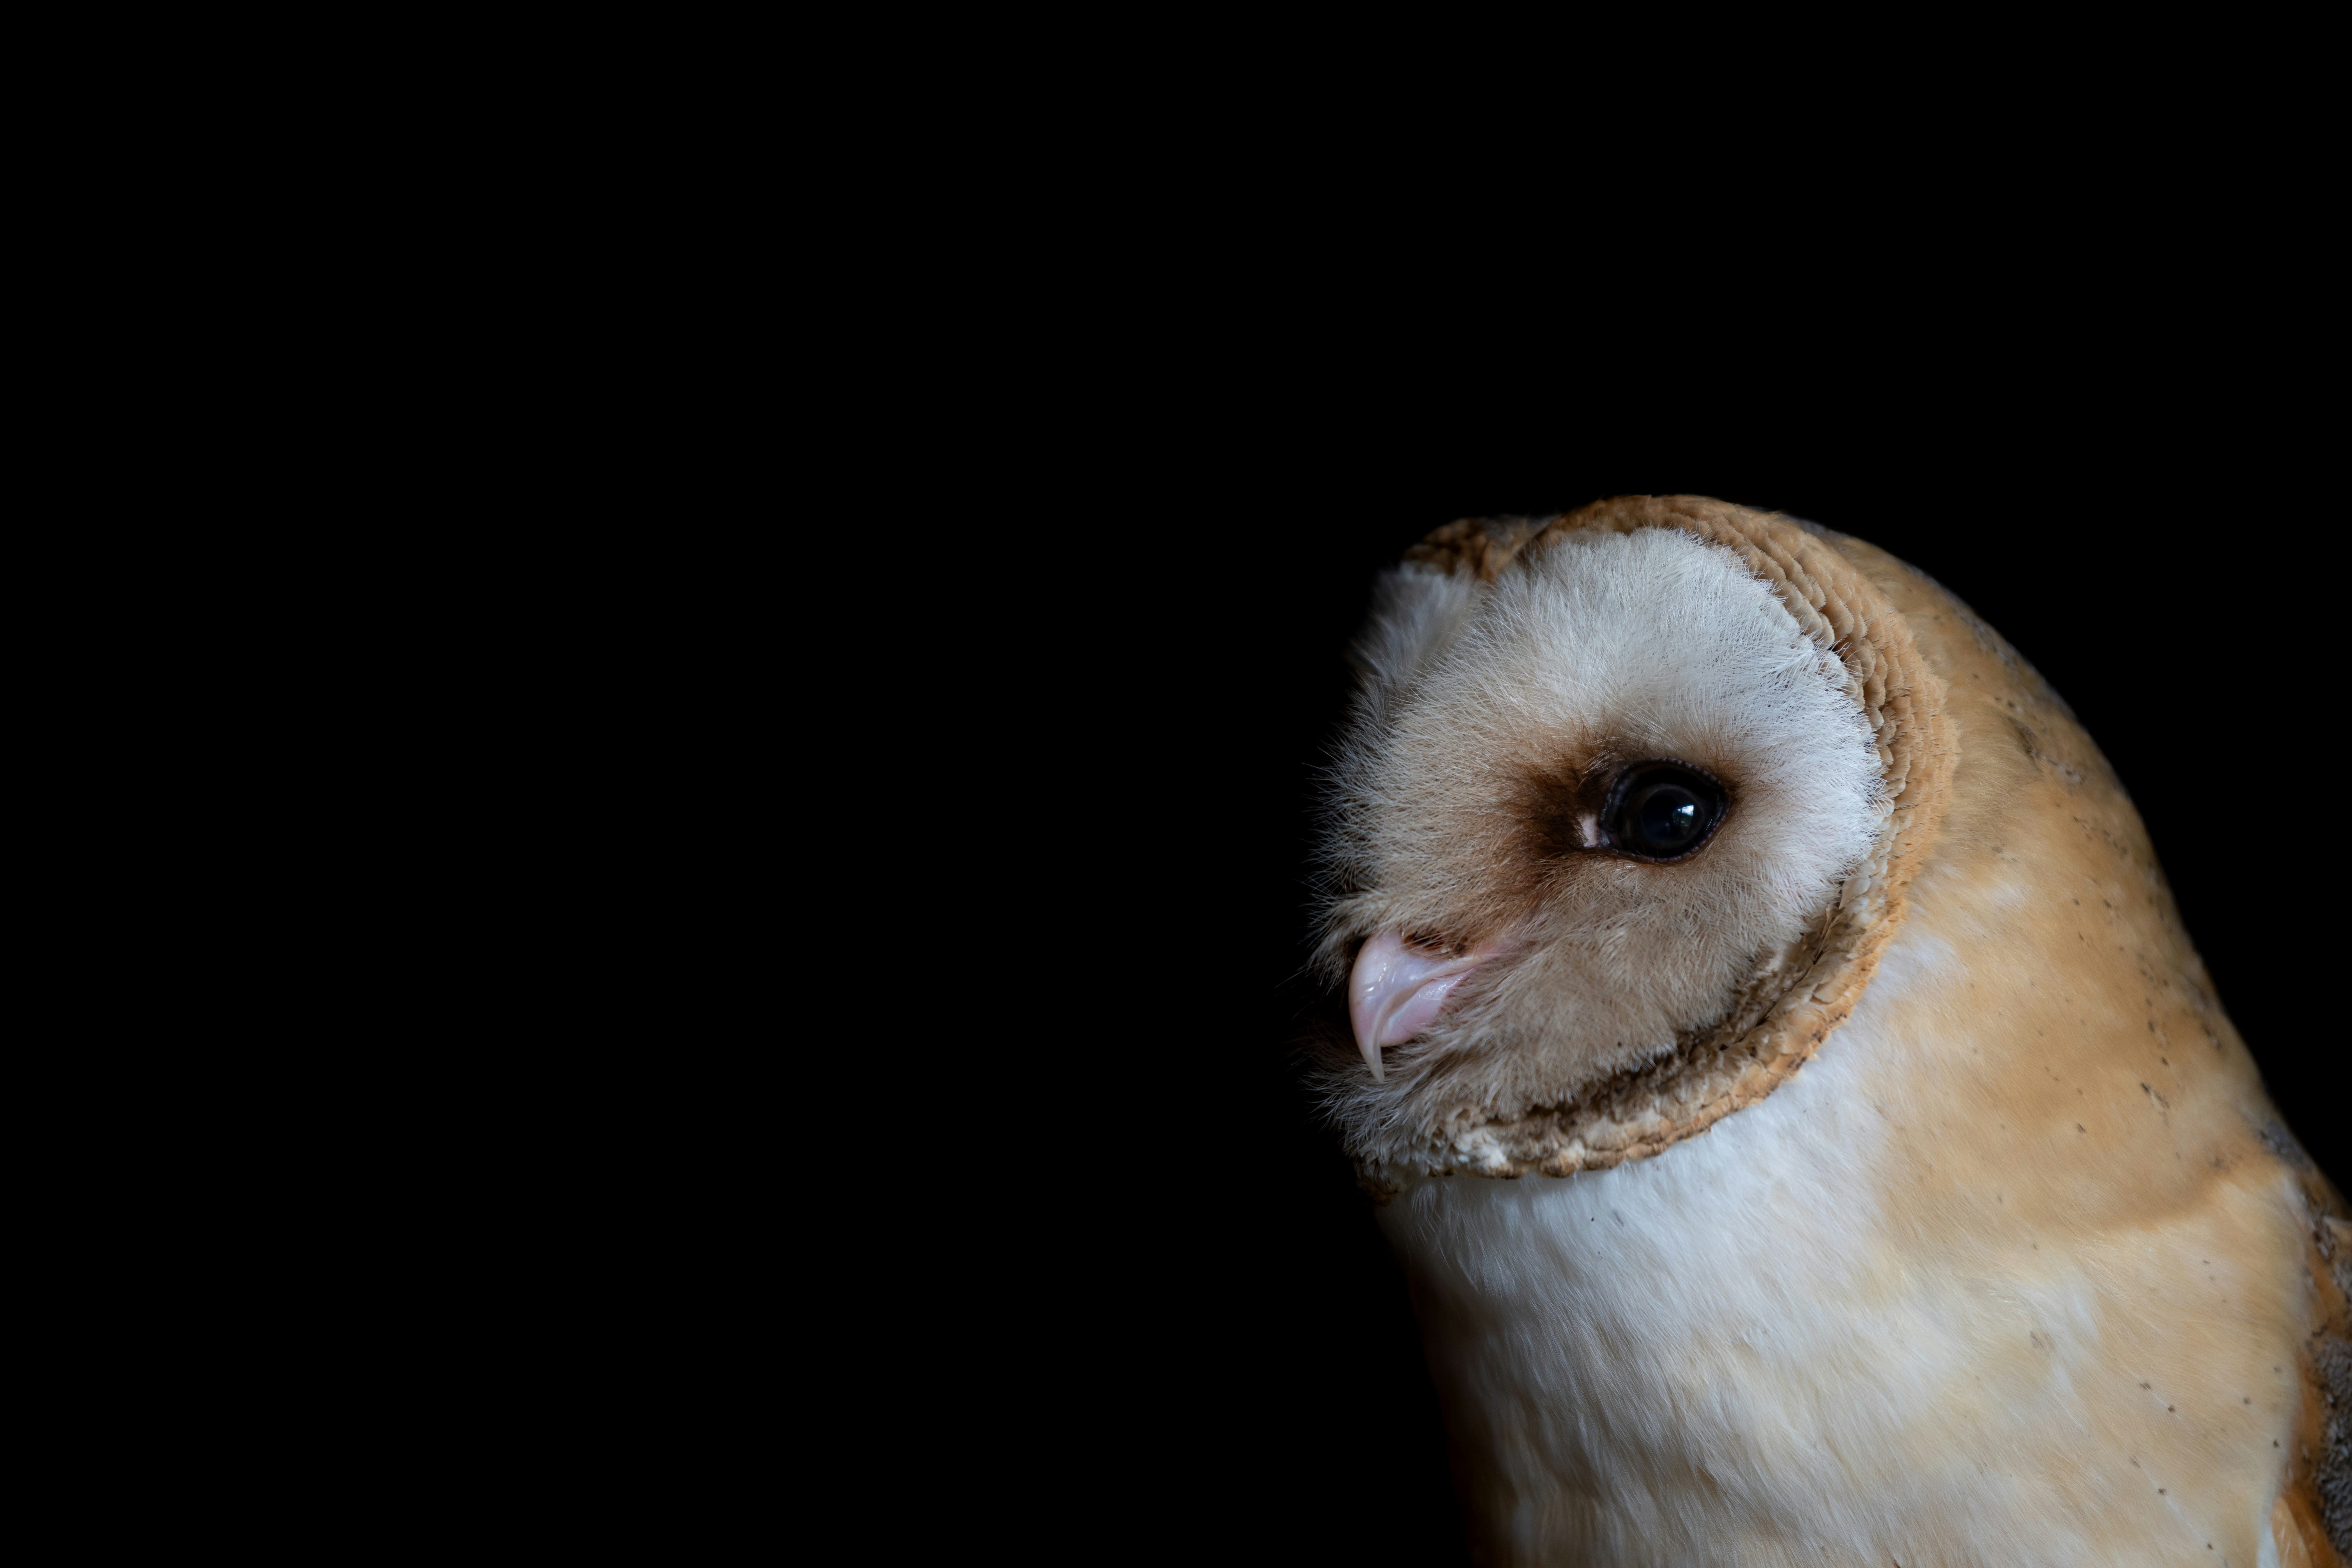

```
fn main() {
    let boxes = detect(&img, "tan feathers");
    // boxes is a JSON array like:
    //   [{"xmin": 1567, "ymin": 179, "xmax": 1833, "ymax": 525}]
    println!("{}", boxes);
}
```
[{"xmin": 1318, "ymin": 498, "xmax": 2351, "ymax": 1565}]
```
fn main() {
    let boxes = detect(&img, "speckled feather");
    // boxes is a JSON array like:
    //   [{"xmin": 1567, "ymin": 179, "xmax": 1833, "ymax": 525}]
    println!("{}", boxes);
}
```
[{"xmin": 1310, "ymin": 497, "xmax": 2349, "ymax": 1566}]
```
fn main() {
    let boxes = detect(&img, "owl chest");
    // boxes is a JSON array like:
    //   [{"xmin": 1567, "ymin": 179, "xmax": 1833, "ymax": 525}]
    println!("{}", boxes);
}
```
[
  {"xmin": 1372, "ymin": 1032, "xmax": 2301, "ymax": 1564},
  {"xmin": 1380, "ymin": 1117, "xmax": 1935, "ymax": 1536}
]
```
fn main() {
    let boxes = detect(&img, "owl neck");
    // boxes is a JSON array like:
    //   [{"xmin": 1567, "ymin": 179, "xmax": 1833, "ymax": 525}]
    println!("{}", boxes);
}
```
[{"xmin": 1372, "ymin": 931, "xmax": 2309, "ymax": 1565}]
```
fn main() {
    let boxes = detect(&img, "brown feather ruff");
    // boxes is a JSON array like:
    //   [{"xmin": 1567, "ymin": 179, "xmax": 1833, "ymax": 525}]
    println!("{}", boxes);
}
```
[{"xmin": 1351, "ymin": 496, "xmax": 1955, "ymax": 1194}]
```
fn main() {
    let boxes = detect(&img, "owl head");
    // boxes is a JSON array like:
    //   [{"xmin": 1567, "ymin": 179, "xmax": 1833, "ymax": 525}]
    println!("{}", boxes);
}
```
[{"xmin": 1311, "ymin": 497, "xmax": 1953, "ymax": 1190}]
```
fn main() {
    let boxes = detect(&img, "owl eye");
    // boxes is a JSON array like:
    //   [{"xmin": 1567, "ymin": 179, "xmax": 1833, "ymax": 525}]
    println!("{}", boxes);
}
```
[{"xmin": 1605, "ymin": 763, "xmax": 1728, "ymax": 861}]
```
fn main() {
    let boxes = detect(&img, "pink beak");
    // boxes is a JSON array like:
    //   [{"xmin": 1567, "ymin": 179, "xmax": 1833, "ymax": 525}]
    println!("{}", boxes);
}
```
[{"xmin": 1347, "ymin": 930, "xmax": 1503, "ymax": 1081}]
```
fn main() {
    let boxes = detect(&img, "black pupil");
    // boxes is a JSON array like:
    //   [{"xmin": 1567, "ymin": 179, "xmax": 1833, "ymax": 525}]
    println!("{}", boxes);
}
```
[
  {"xmin": 1609, "ymin": 767, "xmax": 1725, "ymax": 858},
  {"xmin": 1637, "ymin": 787, "xmax": 1703, "ymax": 848}
]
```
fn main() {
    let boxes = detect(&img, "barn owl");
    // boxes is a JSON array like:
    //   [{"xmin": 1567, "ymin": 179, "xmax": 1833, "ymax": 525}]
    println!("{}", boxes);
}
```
[{"xmin": 1308, "ymin": 496, "xmax": 2349, "ymax": 1567}]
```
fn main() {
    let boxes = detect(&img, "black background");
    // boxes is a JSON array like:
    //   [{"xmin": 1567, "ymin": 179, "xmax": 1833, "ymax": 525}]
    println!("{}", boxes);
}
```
[{"xmin": 1020, "ymin": 372, "xmax": 2341, "ymax": 1561}]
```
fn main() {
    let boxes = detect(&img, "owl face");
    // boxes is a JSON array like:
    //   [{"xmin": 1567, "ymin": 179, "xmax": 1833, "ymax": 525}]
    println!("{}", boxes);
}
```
[{"xmin": 1315, "ymin": 518, "xmax": 1894, "ymax": 1177}]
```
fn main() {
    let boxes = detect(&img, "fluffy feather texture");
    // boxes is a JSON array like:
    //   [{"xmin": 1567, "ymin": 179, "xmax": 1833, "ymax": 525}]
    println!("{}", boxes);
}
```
[
  {"xmin": 1308, "ymin": 500, "xmax": 2350, "ymax": 1566},
  {"xmin": 1383, "ymin": 920, "xmax": 2306, "ymax": 1566},
  {"xmin": 1315, "ymin": 526, "xmax": 1883, "ymax": 1174}
]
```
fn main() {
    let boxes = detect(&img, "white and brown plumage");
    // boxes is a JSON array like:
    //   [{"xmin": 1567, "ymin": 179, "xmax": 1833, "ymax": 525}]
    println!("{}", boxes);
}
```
[{"xmin": 1308, "ymin": 496, "xmax": 2348, "ymax": 1566}]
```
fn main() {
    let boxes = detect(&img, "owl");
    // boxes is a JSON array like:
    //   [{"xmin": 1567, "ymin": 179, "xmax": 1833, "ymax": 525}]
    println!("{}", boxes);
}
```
[{"xmin": 1308, "ymin": 496, "xmax": 2349, "ymax": 1566}]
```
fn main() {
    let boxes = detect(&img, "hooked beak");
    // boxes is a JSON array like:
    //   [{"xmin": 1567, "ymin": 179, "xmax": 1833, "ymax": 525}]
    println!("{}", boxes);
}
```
[{"xmin": 1347, "ymin": 930, "xmax": 1505, "ymax": 1081}]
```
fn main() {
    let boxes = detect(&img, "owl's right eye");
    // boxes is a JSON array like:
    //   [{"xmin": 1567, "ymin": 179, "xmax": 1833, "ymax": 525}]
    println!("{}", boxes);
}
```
[{"xmin": 1604, "ymin": 763, "xmax": 1728, "ymax": 861}]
